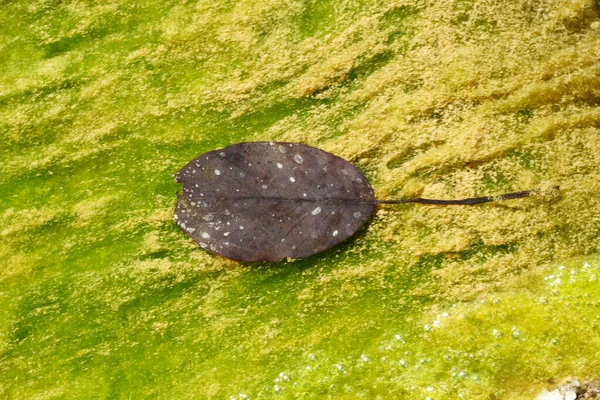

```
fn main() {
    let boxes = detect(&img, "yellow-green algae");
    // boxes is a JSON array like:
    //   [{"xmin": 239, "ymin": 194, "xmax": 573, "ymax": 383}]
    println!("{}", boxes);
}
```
[{"xmin": 1, "ymin": 0, "xmax": 600, "ymax": 398}]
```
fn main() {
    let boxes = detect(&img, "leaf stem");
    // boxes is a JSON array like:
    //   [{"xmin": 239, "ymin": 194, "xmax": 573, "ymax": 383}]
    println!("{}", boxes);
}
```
[
  {"xmin": 378, "ymin": 187, "xmax": 558, "ymax": 206},
  {"xmin": 183, "ymin": 187, "xmax": 558, "ymax": 205}
]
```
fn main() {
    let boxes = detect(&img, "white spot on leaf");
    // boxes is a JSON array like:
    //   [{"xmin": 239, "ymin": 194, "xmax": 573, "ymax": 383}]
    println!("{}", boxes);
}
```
[
  {"xmin": 311, "ymin": 207, "xmax": 321, "ymax": 215},
  {"xmin": 332, "ymin": 230, "xmax": 338, "ymax": 237},
  {"xmin": 294, "ymin": 154, "xmax": 304, "ymax": 164},
  {"xmin": 215, "ymin": 169, "xmax": 221, "ymax": 175},
  {"xmin": 290, "ymin": 177, "xmax": 296, "ymax": 182}
]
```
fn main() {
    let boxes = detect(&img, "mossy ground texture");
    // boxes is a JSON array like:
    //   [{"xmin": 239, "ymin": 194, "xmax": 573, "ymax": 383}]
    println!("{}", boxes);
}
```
[{"xmin": 2, "ymin": 0, "xmax": 600, "ymax": 398}]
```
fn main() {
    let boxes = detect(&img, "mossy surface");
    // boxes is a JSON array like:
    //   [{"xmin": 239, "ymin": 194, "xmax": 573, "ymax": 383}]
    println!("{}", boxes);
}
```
[{"xmin": 1, "ymin": 0, "xmax": 600, "ymax": 398}]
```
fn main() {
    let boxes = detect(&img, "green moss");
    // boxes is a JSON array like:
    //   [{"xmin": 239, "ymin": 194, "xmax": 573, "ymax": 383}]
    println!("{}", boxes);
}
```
[{"xmin": 1, "ymin": 0, "xmax": 600, "ymax": 398}]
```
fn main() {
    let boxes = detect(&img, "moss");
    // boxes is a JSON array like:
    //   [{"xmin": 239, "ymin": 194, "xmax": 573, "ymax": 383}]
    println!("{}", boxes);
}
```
[{"xmin": 1, "ymin": 0, "xmax": 600, "ymax": 398}]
